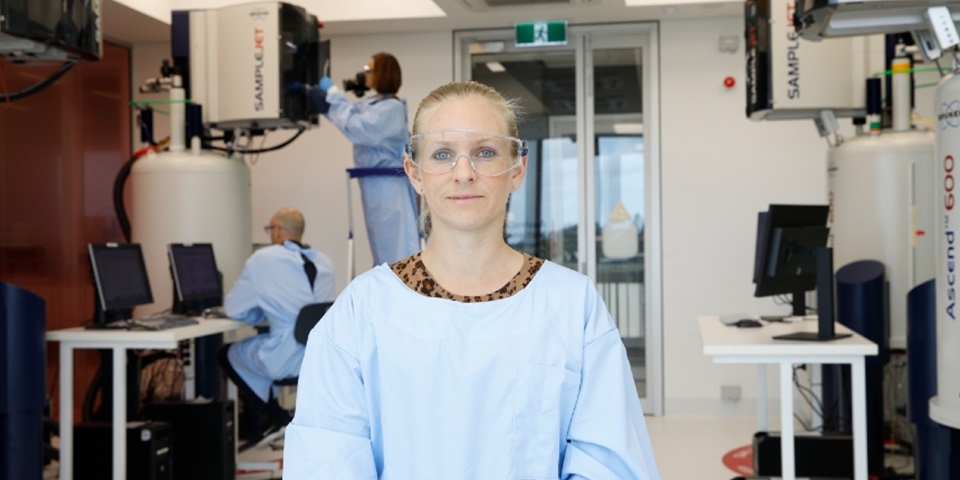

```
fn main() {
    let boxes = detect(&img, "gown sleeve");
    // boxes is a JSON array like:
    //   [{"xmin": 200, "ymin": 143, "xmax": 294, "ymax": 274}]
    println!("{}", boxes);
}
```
[
  {"xmin": 324, "ymin": 90, "xmax": 407, "ymax": 147},
  {"xmin": 224, "ymin": 256, "xmax": 265, "ymax": 325},
  {"xmin": 283, "ymin": 297, "xmax": 379, "ymax": 479},
  {"xmin": 560, "ymin": 285, "xmax": 661, "ymax": 480}
]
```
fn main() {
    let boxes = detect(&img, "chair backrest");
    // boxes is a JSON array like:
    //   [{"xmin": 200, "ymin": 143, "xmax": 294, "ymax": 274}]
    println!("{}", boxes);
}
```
[{"xmin": 294, "ymin": 302, "xmax": 333, "ymax": 345}]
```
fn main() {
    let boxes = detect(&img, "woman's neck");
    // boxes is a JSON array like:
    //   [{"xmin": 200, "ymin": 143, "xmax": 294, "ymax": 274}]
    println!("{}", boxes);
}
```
[{"xmin": 421, "ymin": 235, "xmax": 522, "ymax": 296}]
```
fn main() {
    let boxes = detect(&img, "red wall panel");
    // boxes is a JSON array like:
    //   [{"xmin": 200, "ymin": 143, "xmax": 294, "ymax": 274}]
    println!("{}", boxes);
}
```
[{"xmin": 0, "ymin": 41, "xmax": 132, "ymax": 422}]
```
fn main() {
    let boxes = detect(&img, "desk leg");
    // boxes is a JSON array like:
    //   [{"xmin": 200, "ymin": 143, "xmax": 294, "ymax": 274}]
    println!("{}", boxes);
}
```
[
  {"xmin": 779, "ymin": 362, "xmax": 795, "ymax": 480},
  {"xmin": 184, "ymin": 339, "xmax": 196, "ymax": 399},
  {"xmin": 851, "ymin": 357, "xmax": 867, "ymax": 480},
  {"xmin": 112, "ymin": 347, "xmax": 127, "ymax": 480},
  {"xmin": 59, "ymin": 343, "xmax": 74, "ymax": 480},
  {"xmin": 228, "ymin": 379, "xmax": 239, "ymax": 463},
  {"xmin": 757, "ymin": 364, "xmax": 767, "ymax": 431}
]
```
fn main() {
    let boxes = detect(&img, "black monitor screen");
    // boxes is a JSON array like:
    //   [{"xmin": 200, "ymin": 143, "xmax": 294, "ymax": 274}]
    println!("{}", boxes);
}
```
[
  {"xmin": 0, "ymin": 0, "xmax": 102, "ymax": 60},
  {"xmin": 169, "ymin": 243, "xmax": 222, "ymax": 303},
  {"xmin": 88, "ymin": 243, "xmax": 154, "ymax": 312},
  {"xmin": 753, "ymin": 204, "xmax": 830, "ymax": 312}
]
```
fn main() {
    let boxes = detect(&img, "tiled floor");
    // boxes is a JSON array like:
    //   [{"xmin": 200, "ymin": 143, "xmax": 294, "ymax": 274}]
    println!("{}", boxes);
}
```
[
  {"xmin": 646, "ymin": 415, "xmax": 757, "ymax": 479},
  {"xmin": 233, "ymin": 417, "xmax": 760, "ymax": 479},
  {"xmin": 646, "ymin": 415, "xmax": 916, "ymax": 479},
  {"xmin": 232, "ymin": 416, "xmax": 759, "ymax": 479},
  {"xmin": 44, "ymin": 415, "xmax": 915, "ymax": 479},
  {"xmin": 44, "ymin": 416, "xmax": 757, "ymax": 479}
]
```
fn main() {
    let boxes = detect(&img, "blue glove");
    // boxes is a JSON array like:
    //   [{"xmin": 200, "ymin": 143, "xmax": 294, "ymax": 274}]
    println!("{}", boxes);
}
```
[
  {"xmin": 309, "ymin": 85, "xmax": 330, "ymax": 114},
  {"xmin": 319, "ymin": 76, "xmax": 334, "ymax": 92}
]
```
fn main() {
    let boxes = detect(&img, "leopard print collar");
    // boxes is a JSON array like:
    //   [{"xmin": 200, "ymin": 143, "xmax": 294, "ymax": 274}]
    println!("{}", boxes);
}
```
[{"xmin": 389, "ymin": 251, "xmax": 544, "ymax": 302}]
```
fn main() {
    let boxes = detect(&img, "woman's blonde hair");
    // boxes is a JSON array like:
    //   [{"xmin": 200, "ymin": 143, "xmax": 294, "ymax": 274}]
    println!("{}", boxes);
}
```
[{"xmin": 410, "ymin": 81, "xmax": 523, "ymax": 238}]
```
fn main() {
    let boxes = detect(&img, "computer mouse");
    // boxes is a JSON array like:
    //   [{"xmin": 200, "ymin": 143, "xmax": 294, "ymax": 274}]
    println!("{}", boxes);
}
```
[{"xmin": 735, "ymin": 319, "xmax": 763, "ymax": 328}]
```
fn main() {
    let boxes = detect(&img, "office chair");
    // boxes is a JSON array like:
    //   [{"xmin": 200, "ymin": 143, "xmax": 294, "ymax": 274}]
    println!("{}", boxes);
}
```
[
  {"xmin": 247, "ymin": 301, "xmax": 332, "ymax": 451},
  {"xmin": 273, "ymin": 301, "xmax": 333, "ymax": 387}
]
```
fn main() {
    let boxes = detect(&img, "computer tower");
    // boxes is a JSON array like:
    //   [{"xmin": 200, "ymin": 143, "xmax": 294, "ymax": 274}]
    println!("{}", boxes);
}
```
[
  {"xmin": 74, "ymin": 421, "xmax": 173, "ymax": 480},
  {"xmin": 143, "ymin": 400, "xmax": 235, "ymax": 480},
  {"xmin": 753, "ymin": 431, "xmax": 853, "ymax": 478}
]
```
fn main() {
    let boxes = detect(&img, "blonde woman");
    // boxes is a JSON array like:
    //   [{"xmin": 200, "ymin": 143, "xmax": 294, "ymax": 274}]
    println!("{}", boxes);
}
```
[{"xmin": 285, "ymin": 81, "xmax": 660, "ymax": 480}]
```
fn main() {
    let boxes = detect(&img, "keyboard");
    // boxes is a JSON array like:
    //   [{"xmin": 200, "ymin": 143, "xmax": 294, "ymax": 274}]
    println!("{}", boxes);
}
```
[{"xmin": 131, "ymin": 314, "xmax": 199, "ymax": 331}]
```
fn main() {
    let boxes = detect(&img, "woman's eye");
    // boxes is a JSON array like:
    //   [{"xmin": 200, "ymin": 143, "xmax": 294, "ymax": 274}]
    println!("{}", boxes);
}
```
[
  {"xmin": 475, "ymin": 148, "xmax": 497, "ymax": 159},
  {"xmin": 431, "ymin": 150, "xmax": 452, "ymax": 161}
]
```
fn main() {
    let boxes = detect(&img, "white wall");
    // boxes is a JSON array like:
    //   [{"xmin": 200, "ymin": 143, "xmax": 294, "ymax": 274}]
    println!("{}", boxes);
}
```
[
  {"xmin": 247, "ymin": 31, "xmax": 452, "ymax": 292},
  {"xmin": 655, "ymin": 18, "xmax": 940, "ymax": 415},
  {"xmin": 132, "ymin": 32, "xmax": 453, "ymax": 293},
  {"xmin": 130, "ymin": 16, "xmax": 898, "ymax": 416},
  {"xmin": 659, "ymin": 16, "xmax": 841, "ymax": 415}
]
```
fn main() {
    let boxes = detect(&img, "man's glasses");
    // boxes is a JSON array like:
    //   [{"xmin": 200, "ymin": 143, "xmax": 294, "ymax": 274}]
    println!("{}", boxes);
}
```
[
  {"xmin": 405, "ymin": 129, "xmax": 528, "ymax": 177},
  {"xmin": 263, "ymin": 225, "xmax": 284, "ymax": 234}
]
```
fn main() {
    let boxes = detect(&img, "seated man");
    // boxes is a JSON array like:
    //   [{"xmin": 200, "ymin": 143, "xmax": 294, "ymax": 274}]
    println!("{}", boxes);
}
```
[{"xmin": 219, "ymin": 207, "xmax": 335, "ymax": 439}]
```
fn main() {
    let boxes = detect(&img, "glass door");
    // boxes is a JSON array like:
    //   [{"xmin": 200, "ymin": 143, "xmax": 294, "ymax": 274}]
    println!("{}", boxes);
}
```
[{"xmin": 456, "ymin": 24, "xmax": 662, "ymax": 415}]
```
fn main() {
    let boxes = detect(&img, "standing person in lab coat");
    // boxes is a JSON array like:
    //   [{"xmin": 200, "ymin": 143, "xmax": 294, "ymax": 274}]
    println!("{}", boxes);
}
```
[
  {"xmin": 284, "ymin": 81, "xmax": 660, "ymax": 480},
  {"xmin": 315, "ymin": 52, "xmax": 419, "ymax": 266}
]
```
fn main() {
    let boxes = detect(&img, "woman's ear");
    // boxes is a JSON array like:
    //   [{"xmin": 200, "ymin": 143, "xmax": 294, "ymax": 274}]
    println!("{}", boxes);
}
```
[
  {"xmin": 404, "ymin": 158, "xmax": 423, "ymax": 193},
  {"xmin": 510, "ymin": 154, "xmax": 528, "ymax": 187}
]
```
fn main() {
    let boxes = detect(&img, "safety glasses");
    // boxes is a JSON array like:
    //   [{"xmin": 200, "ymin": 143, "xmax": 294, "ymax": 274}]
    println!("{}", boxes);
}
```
[{"xmin": 405, "ymin": 129, "xmax": 528, "ymax": 177}]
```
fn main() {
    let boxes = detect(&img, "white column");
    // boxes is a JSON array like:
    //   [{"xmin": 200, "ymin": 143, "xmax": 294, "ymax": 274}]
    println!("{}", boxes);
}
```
[
  {"xmin": 779, "ymin": 362, "xmax": 795, "ymax": 480},
  {"xmin": 757, "ymin": 364, "xmax": 768, "ymax": 431},
  {"xmin": 112, "ymin": 347, "xmax": 127, "ymax": 480},
  {"xmin": 851, "ymin": 357, "xmax": 868, "ymax": 480},
  {"xmin": 59, "ymin": 344, "xmax": 73, "ymax": 480}
]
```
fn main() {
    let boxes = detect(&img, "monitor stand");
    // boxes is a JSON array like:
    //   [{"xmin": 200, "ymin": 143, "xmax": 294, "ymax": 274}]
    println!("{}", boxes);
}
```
[
  {"xmin": 774, "ymin": 247, "xmax": 852, "ymax": 342},
  {"xmin": 774, "ymin": 329, "xmax": 852, "ymax": 342}
]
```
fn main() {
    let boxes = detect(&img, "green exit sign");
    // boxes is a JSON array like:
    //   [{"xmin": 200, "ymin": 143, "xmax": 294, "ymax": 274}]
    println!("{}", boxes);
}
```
[{"xmin": 515, "ymin": 21, "xmax": 567, "ymax": 47}]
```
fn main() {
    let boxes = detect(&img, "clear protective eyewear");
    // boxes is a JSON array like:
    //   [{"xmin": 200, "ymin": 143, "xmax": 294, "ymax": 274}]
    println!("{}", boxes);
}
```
[{"xmin": 405, "ymin": 129, "xmax": 528, "ymax": 177}]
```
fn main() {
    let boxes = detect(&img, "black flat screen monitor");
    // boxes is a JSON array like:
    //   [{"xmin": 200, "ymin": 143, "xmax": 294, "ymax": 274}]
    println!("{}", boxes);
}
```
[
  {"xmin": 88, "ymin": 243, "xmax": 153, "ymax": 319},
  {"xmin": 753, "ymin": 204, "xmax": 829, "ymax": 315},
  {"xmin": 168, "ymin": 243, "xmax": 222, "ymax": 315},
  {"xmin": 0, "ymin": 0, "xmax": 102, "ymax": 60},
  {"xmin": 753, "ymin": 204, "xmax": 850, "ymax": 341}
]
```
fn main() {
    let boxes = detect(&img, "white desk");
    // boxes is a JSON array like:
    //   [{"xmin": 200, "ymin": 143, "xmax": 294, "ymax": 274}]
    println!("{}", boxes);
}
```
[
  {"xmin": 46, "ymin": 318, "xmax": 249, "ymax": 480},
  {"xmin": 697, "ymin": 316, "xmax": 877, "ymax": 480}
]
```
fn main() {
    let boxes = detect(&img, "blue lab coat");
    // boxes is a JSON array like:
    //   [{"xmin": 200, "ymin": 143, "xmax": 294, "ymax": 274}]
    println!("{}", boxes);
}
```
[
  {"xmin": 325, "ymin": 87, "xmax": 420, "ymax": 266},
  {"xmin": 284, "ymin": 261, "xmax": 660, "ymax": 479},
  {"xmin": 224, "ymin": 241, "xmax": 335, "ymax": 401}
]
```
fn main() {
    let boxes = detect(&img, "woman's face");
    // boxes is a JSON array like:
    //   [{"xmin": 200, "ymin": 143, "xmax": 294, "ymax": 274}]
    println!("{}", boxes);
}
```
[
  {"xmin": 364, "ymin": 57, "xmax": 375, "ymax": 89},
  {"xmin": 406, "ymin": 95, "xmax": 526, "ymax": 238}
]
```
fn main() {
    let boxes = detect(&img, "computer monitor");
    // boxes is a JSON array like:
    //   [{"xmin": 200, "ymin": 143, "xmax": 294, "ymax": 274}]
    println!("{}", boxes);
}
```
[
  {"xmin": 88, "ymin": 243, "xmax": 154, "ymax": 323},
  {"xmin": 85, "ymin": 243, "xmax": 154, "ymax": 422},
  {"xmin": 753, "ymin": 205, "xmax": 828, "ymax": 314},
  {"xmin": 168, "ymin": 243, "xmax": 223, "ymax": 315},
  {"xmin": 753, "ymin": 204, "xmax": 850, "ymax": 341}
]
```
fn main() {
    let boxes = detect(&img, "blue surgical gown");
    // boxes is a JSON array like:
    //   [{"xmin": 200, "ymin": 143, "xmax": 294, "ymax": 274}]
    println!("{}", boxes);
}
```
[
  {"xmin": 224, "ymin": 240, "xmax": 336, "ymax": 402},
  {"xmin": 284, "ymin": 261, "xmax": 660, "ymax": 479},
  {"xmin": 324, "ymin": 87, "xmax": 420, "ymax": 266}
]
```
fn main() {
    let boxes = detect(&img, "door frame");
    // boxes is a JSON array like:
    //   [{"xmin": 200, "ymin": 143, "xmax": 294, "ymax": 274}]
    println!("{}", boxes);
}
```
[{"xmin": 454, "ymin": 23, "xmax": 662, "ymax": 416}]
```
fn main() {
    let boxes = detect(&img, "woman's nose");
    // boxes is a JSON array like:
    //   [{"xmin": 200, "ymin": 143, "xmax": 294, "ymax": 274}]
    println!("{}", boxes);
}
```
[{"xmin": 451, "ymin": 154, "xmax": 476, "ymax": 181}]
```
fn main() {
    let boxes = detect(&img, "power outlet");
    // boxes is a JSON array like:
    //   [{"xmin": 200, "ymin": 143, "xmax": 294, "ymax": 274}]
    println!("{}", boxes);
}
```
[{"xmin": 721, "ymin": 384, "xmax": 741, "ymax": 402}]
